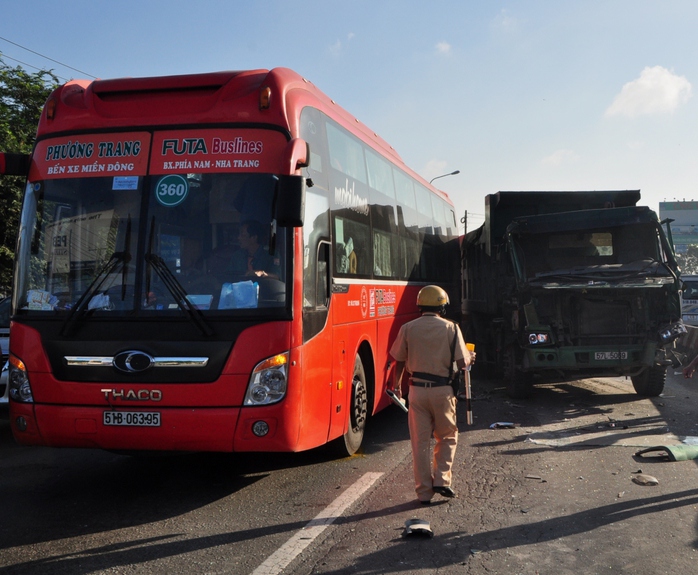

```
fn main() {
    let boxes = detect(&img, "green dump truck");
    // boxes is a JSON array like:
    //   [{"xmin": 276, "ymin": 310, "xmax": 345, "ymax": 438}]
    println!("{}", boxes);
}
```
[{"xmin": 462, "ymin": 191, "xmax": 685, "ymax": 397}]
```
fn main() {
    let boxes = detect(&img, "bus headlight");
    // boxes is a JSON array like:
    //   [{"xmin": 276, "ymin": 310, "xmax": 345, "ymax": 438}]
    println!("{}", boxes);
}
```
[
  {"xmin": 244, "ymin": 352, "xmax": 288, "ymax": 406},
  {"xmin": 8, "ymin": 354, "xmax": 33, "ymax": 403}
]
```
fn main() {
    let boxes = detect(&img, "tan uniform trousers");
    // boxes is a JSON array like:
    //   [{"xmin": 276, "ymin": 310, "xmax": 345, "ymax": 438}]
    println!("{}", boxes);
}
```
[{"xmin": 407, "ymin": 384, "xmax": 458, "ymax": 502}]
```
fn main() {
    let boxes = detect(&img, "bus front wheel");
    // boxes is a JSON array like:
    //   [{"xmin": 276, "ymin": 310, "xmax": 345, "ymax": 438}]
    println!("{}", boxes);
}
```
[{"xmin": 331, "ymin": 355, "xmax": 368, "ymax": 457}]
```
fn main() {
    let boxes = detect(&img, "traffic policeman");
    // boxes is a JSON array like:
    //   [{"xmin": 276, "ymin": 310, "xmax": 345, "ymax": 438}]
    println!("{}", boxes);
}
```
[{"xmin": 389, "ymin": 285, "xmax": 475, "ymax": 504}]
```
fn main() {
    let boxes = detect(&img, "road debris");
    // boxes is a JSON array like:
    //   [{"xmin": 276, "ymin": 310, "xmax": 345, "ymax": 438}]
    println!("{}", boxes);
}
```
[
  {"xmin": 635, "ymin": 444, "xmax": 698, "ymax": 462},
  {"xmin": 631, "ymin": 473, "xmax": 659, "ymax": 486},
  {"xmin": 403, "ymin": 518, "xmax": 433, "ymax": 538}
]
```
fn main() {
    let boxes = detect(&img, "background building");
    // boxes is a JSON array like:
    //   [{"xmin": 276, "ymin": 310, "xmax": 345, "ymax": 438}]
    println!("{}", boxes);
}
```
[{"xmin": 659, "ymin": 201, "xmax": 698, "ymax": 255}]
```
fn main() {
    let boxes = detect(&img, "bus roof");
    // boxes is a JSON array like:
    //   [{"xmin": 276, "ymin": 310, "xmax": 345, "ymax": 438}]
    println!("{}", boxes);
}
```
[{"xmin": 38, "ymin": 67, "xmax": 450, "ymax": 204}]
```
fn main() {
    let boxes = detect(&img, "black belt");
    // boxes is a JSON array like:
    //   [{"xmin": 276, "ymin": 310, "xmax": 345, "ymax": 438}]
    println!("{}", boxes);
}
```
[{"xmin": 410, "ymin": 372, "xmax": 450, "ymax": 387}]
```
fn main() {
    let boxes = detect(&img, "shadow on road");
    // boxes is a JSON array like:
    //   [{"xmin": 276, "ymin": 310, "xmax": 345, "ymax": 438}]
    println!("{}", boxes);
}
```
[
  {"xmin": 313, "ymin": 488, "xmax": 698, "ymax": 574},
  {"xmin": 0, "ymin": 398, "xmax": 408, "ymax": 555}
]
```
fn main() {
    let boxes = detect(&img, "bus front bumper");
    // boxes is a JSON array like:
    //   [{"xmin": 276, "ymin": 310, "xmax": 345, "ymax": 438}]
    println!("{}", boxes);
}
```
[{"xmin": 9, "ymin": 402, "xmax": 301, "ymax": 453}]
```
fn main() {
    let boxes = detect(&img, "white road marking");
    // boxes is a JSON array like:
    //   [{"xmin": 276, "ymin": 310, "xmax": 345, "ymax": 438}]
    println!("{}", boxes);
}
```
[{"xmin": 251, "ymin": 472, "xmax": 384, "ymax": 575}]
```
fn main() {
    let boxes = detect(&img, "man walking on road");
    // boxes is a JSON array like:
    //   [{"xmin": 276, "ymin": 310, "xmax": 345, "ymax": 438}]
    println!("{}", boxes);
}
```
[{"xmin": 389, "ymin": 285, "xmax": 475, "ymax": 505}]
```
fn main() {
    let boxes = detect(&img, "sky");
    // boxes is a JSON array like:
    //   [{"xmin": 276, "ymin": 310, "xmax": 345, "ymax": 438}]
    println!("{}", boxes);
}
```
[{"xmin": 2, "ymin": 0, "xmax": 697, "ymax": 232}]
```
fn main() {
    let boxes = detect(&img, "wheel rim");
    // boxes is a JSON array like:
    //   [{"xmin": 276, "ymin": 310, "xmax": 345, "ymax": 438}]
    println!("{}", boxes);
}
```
[{"xmin": 350, "ymin": 374, "xmax": 367, "ymax": 433}]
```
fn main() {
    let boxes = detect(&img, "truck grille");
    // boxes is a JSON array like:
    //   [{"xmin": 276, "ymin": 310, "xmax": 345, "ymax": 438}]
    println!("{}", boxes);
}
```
[
  {"xmin": 535, "ymin": 291, "xmax": 648, "ymax": 347},
  {"xmin": 572, "ymin": 297, "xmax": 635, "ymax": 345}
]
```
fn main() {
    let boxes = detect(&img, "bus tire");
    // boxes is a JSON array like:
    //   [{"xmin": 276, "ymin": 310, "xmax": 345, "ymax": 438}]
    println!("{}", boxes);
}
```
[
  {"xmin": 331, "ymin": 355, "xmax": 368, "ymax": 457},
  {"xmin": 631, "ymin": 365, "xmax": 666, "ymax": 397}
]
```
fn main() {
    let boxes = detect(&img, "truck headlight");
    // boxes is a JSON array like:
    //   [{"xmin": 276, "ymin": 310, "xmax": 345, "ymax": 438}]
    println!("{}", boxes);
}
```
[
  {"xmin": 8, "ymin": 354, "xmax": 33, "ymax": 403},
  {"xmin": 658, "ymin": 321, "xmax": 687, "ymax": 344},
  {"xmin": 244, "ymin": 352, "xmax": 288, "ymax": 406},
  {"xmin": 527, "ymin": 332, "xmax": 551, "ymax": 345}
]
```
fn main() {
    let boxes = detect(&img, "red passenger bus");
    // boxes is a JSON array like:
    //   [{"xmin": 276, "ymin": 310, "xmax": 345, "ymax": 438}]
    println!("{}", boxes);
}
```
[{"xmin": 0, "ymin": 68, "xmax": 460, "ymax": 455}]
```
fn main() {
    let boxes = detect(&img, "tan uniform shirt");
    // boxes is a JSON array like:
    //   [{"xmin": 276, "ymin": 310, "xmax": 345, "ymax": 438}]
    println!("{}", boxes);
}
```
[{"xmin": 389, "ymin": 313, "xmax": 466, "ymax": 378}]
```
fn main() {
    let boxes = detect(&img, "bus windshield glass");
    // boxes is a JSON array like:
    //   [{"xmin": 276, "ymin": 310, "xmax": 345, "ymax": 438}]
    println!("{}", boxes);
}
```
[{"xmin": 15, "ymin": 172, "xmax": 287, "ymax": 315}]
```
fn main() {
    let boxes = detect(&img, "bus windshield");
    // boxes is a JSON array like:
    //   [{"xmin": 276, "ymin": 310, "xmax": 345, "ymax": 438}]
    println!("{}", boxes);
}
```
[{"xmin": 15, "ymin": 172, "xmax": 287, "ymax": 315}]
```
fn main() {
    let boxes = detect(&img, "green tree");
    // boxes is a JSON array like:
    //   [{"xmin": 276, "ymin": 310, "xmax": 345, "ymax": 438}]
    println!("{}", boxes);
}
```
[{"xmin": 0, "ymin": 57, "xmax": 59, "ymax": 294}]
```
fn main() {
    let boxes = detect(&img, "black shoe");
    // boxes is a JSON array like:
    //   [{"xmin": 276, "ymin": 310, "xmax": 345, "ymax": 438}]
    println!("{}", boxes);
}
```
[
  {"xmin": 433, "ymin": 486, "xmax": 456, "ymax": 498},
  {"xmin": 419, "ymin": 499, "xmax": 432, "ymax": 505}
]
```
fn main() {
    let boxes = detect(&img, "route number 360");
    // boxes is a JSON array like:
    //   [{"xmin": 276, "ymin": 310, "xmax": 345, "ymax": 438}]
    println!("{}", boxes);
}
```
[{"xmin": 155, "ymin": 174, "xmax": 189, "ymax": 207}]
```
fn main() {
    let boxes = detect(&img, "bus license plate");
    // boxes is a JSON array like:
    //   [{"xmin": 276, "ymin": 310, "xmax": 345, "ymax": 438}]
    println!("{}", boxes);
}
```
[
  {"xmin": 594, "ymin": 351, "xmax": 628, "ymax": 360},
  {"xmin": 103, "ymin": 411, "xmax": 161, "ymax": 427}
]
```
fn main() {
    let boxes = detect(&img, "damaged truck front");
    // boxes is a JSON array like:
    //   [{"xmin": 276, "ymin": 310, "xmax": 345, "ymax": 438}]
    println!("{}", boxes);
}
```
[{"xmin": 462, "ymin": 191, "xmax": 684, "ymax": 398}]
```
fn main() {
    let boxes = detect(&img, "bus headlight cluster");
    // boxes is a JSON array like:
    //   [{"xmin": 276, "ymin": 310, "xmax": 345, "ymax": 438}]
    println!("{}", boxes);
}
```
[
  {"xmin": 8, "ymin": 355, "xmax": 33, "ymax": 403},
  {"xmin": 244, "ymin": 352, "xmax": 289, "ymax": 406}
]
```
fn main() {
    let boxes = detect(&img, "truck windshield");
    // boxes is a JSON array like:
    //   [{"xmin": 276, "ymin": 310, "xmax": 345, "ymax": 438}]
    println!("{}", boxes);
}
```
[
  {"xmin": 14, "ymin": 173, "xmax": 287, "ymax": 315},
  {"xmin": 513, "ymin": 223, "xmax": 664, "ymax": 280}
]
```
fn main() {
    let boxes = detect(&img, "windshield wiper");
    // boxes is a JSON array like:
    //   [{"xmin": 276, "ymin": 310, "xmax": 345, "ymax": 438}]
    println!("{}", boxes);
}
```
[
  {"xmin": 60, "ymin": 250, "xmax": 130, "ymax": 336},
  {"xmin": 144, "ymin": 216, "xmax": 213, "ymax": 336},
  {"xmin": 120, "ymin": 215, "xmax": 132, "ymax": 300},
  {"xmin": 532, "ymin": 267, "xmax": 593, "ymax": 280},
  {"xmin": 533, "ymin": 260, "xmax": 664, "ymax": 282},
  {"xmin": 61, "ymin": 215, "xmax": 133, "ymax": 336},
  {"xmin": 144, "ymin": 253, "xmax": 214, "ymax": 337}
]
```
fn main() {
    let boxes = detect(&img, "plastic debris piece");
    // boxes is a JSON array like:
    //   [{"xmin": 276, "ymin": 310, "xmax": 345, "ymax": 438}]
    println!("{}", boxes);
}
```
[
  {"xmin": 635, "ymin": 445, "xmax": 698, "ymax": 462},
  {"xmin": 525, "ymin": 474, "xmax": 542, "ymax": 480},
  {"xmin": 490, "ymin": 422, "xmax": 516, "ymax": 429},
  {"xmin": 403, "ymin": 518, "xmax": 433, "ymax": 538},
  {"xmin": 632, "ymin": 473, "xmax": 659, "ymax": 486}
]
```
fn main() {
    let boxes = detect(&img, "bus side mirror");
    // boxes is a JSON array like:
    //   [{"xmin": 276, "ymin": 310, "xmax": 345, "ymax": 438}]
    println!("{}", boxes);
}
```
[
  {"xmin": 0, "ymin": 152, "xmax": 31, "ymax": 176},
  {"xmin": 274, "ymin": 175, "xmax": 305, "ymax": 227}
]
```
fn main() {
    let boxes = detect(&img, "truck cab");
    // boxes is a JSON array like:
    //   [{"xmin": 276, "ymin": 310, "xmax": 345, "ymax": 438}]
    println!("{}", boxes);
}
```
[{"xmin": 462, "ymin": 191, "xmax": 684, "ymax": 398}]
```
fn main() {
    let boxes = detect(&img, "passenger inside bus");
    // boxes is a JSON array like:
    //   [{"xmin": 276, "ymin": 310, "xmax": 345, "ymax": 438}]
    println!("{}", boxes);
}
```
[
  {"xmin": 231, "ymin": 220, "xmax": 280, "ymax": 279},
  {"xmin": 169, "ymin": 175, "xmax": 285, "ymax": 309},
  {"xmin": 336, "ymin": 237, "xmax": 357, "ymax": 274}
]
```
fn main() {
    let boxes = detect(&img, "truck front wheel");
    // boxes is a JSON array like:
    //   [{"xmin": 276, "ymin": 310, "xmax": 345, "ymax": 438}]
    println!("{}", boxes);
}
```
[{"xmin": 631, "ymin": 365, "xmax": 667, "ymax": 397}]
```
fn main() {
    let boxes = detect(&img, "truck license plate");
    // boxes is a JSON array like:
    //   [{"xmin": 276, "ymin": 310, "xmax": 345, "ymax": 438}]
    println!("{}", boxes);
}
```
[
  {"xmin": 103, "ymin": 411, "xmax": 161, "ymax": 427},
  {"xmin": 594, "ymin": 351, "xmax": 628, "ymax": 360}
]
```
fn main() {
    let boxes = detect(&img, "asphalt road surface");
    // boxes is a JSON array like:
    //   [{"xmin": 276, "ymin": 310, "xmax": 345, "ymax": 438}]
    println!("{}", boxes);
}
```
[{"xmin": 2, "ymin": 369, "xmax": 698, "ymax": 575}]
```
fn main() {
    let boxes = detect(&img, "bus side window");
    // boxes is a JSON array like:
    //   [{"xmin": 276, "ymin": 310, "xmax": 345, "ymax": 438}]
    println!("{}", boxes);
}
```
[{"xmin": 337, "ymin": 237, "xmax": 357, "ymax": 274}]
